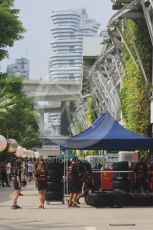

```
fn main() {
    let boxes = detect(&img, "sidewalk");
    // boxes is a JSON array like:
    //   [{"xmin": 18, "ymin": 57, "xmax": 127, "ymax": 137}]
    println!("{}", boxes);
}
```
[{"xmin": 1, "ymin": 182, "xmax": 153, "ymax": 230}]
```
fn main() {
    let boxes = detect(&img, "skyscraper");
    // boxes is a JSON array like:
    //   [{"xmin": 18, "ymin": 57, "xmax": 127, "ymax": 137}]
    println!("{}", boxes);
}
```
[
  {"xmin": 6, "ymin": 58, "xmax": 29, "ymax": 79},
  {"xmin": 49, "ymin": 8, "xmax": 100, "ymax": 81}
]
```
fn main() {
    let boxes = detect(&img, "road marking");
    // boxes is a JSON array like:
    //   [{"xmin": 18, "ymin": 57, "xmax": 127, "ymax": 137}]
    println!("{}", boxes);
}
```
[{"xmin": 84, "ymin": 227, "xmax": 96, "ymax": 230}]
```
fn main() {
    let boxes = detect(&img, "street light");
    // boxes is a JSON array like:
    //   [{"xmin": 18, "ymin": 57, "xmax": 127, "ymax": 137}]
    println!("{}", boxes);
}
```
[
  {"xmin": 7, "ymin": 138, "xmax": 18, "ymax": 153},
  {"xmin": 15, "ymin": 146, "xmax": 24, "ymax": 157},
  {"xmin": 0, "ymin": 135, "xmax": 7, "ymax": 152}
]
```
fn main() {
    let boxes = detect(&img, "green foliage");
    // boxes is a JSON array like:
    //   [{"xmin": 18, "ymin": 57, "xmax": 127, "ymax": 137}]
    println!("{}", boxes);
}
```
[
  {"xmin": 0, "ymin": 74, "xmax": 42, "ymax": 149},
  {"xmin": 86, "ymin": 97, "xmax": 97, "ymax": 155},
  {"xmin": 120, "ymin": 59, "xmax": 150, "ymax": 135},
  {"xmin": 0, "ymin": 75, "xmax": 23, "ymax": 93},
  {"xmin": 74, "ymin": 120, "xmax": 83, "ymax": 135},
  {"xmin": 0, "ymin": 87, "xmax": 16, "ymax": 117},
  {"xmin": 122, "ymin": 19, "xmax": 152, "ymax": 80},
  {"xmin": 0, "ymin": 0, "xmax": 25, "ymax": 60},
  {"xmin": 120, "ymin": 19, "xmax": 151, "ymax": 140},
  {"xmin": 86, "ymin": 97, "xmax": 95, "ymax": 126},
  {"xmin": 76, "ymin": 150, "xmax": 85, "ymax": 159}
]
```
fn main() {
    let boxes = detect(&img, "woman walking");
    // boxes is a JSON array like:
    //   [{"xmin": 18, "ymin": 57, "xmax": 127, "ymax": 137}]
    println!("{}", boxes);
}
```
[
  {"xmin": 35, "ymin": 158, "xmax": 47, "ymax": 209},
  {"xmin": 12, "ymin": 159, "xmax": 22, "ymax": 209}
]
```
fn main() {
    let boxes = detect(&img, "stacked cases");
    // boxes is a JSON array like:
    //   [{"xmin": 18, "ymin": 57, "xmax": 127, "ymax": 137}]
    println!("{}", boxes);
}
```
[
  {"xmin": 112, "ymin": 161, "xmax": 129, "ymax": 192},
  {"xmin": 45, "ymin": 157, "xmax": 64, "ymax": 203}
]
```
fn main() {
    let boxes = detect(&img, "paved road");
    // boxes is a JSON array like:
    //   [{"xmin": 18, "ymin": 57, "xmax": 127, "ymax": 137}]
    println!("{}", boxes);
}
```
[{"xmin": 0, "ymin": 182, "xmax": 153, "ymax": 230}]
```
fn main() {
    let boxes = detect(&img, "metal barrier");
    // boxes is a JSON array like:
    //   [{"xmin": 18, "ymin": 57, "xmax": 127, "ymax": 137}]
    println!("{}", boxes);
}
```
[{"xmin": 92, "ymin": 170, "xmax": 135, "ymax": 191}]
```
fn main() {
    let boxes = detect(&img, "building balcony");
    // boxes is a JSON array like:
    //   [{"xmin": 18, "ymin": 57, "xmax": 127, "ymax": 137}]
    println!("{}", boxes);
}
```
[
  {"xmin": 49, "ymin": 68, "xmax": 82, "ymax": 75},
  {"xmin": 51, "ymin": 14, "xmax": 80, "ymax": 20},
  {"xmin": 51, "ymin": 38, "xmax": 82, "ymax": 42},
  {"xmin": 51, "ymin": 52, "xmax": 82, "ymax": 57},
  {"xmin": 52, "ymin": 48, "xmax": 82, "ymax": 53},
  {"xmin": 51, "ymin": 24, "xmax": 78, "ymax": 31},
  {"xmin": 52, "ymin": 51, "xmax": 82, "ymax": 56}
]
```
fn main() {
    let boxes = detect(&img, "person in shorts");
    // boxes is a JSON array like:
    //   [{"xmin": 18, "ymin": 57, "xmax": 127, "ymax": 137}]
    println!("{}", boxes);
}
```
[
  {"xmin": 27, "ymin": 161, "xmax": 35, "ymax": 182},
  {"xmin": 12, "ymin": 159, "xmax": 22, "ymax": 209},
  {"xmin": 35, "ymin": 158, "xmax": 47, "ymax": 209}
]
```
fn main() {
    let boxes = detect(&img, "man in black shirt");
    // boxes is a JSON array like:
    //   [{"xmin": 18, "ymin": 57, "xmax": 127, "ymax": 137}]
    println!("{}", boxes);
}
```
[
  {"xmin": 134, "ymin": 159, "xmax": 148, "ymax": 193},
  {"xmin": 67, "ymin": 157, "xmax": 82, "ymax": 207}
]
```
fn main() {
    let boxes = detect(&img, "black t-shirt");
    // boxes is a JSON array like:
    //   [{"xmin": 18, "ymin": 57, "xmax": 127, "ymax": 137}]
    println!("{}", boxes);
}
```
[
  {"xmin": 68, "ymin": 164, "xmax": 73, "ymax": 182},
  {"xmin": 14, "ymin": 167, "xmax": 21, "ymax": 180},
  {"xmin": 134, "ymin": 162, "xmax": 148, "ymax": 178},
  {"xmin": 71, "ymin": 163, "xmax": 81, "ymax": 184}
]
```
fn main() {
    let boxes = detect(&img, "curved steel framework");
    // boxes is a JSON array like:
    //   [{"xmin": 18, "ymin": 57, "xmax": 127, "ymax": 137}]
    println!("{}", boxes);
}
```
[{"xmin": 70, "ymin": 0, "xmax": 153, "ymax": 134}]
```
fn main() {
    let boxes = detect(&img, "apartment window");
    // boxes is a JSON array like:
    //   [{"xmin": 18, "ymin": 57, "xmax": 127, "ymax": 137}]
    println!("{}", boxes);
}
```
[
  {"xmin": 69, "ymin": 60, "xmax": 74, "ymax": 65},
  {"xmin": 69, "ymin": 45, "xmax": 75, "ymax": 52},
  {"xmin": 69, "ymin": 74, "xmax": 74, "ymax": 79}
]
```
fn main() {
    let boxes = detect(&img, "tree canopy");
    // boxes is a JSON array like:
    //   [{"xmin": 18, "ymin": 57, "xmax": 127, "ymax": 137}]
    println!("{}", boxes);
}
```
[
  {"xmin": 0, "ymin": 75, "xmax": 42, "ymax": 149},
  {"xmin": 0, "ymin": 0, "xmax": 25, "ymax": 60}
]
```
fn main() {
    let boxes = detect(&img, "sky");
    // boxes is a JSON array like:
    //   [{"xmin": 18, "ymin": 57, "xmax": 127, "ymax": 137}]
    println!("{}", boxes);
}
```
[{"xmin": 0, "ymin": 0, "xmax": 114, "ymax": 79}]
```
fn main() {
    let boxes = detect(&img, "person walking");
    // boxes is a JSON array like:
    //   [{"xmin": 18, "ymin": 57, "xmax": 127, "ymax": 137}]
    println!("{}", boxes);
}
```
[
  {"xmin": 12, "ymin": 159, "xmax": 22, "ymax": 209},
  {"xmin": 27, "ymin": 161, "xmax": 35, "ymax": 182},
  {"xmin": 35, "ymin": 158, "xmax": 47, "ymax": 209},
  {"xmin": 7, "ymin": 161, "xmax": 12, "ymax": 183}
]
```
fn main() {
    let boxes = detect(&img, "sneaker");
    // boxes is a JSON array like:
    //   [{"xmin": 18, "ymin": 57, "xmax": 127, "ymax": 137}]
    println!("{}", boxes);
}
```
[
  {"xmin": 16, "ymin": 205, "xmax": 22, "ymax": 209},
  {"xmin": 12, "ymin": 205, "xmax": 22, "ymax": 209},
  {"xmin": 76, "ymin": 200, "xmax": 80, "ymax": 204}
]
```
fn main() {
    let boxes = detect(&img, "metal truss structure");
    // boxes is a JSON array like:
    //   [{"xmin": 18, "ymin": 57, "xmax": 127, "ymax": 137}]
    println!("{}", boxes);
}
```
[{"xmin": 70, "ymin": 0, "xmax": 153, "ymax": 134}]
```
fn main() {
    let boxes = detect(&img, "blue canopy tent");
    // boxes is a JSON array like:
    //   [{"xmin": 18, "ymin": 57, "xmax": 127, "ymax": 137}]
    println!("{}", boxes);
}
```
[{"xmin": 59, "ymin": 112, "xmax": 153, "ymax": 150}]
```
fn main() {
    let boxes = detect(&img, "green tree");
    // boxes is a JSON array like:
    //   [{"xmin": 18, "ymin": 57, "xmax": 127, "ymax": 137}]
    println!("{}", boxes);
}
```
[
  {"xmin": 0, "ymin": 75, "xmax": 42, "ymax": 149},
  {"xmin": 0, "ymin": 0, "xmax": 25, "ymax": 60},
  {"xmin": 0, "ymin": 87, "xmax": 16, "ymax": 118}
]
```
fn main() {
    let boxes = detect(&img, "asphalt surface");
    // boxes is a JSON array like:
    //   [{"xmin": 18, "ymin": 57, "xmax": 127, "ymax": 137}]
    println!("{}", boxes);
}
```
[{"xmin": 0, "ymin": 181, "xmax": 153, "ymax": 230}]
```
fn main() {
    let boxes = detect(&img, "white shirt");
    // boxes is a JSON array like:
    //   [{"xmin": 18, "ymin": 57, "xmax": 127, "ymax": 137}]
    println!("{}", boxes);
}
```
[
  {"xmin": 7, "ymin": 162, "xmax": 11, "ymax": 174},
  {"xmin": 27, "ymin": 163, "xmax": 34, "ymax": 172}
]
